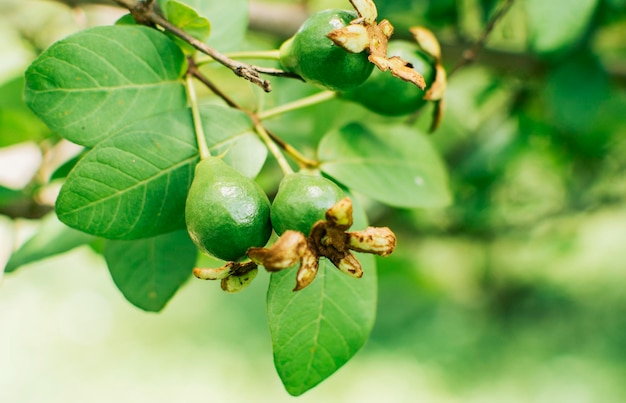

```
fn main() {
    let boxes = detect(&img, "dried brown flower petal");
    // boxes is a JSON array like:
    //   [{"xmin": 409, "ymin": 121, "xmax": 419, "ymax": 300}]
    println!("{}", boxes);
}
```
[
  {"xmin": 248, "ymin": 230, "xmax": 307, "ymax": 272},
  {"xmin": 348, "ymin": 226, "xmax": 397, "ymax": 256},
  {"xmin": 349, "ymin": 0, "xmax": 378, "ymax": 24},
  {"xmin": 430, "ymin": 99, "xmax": 444, "ymax": 133},
  {"xmin": 325, "ymin": 197, "xmax": 353, "ymax": 229},
  {"xmin": 293, "ymin": 247, "xmax": 319, "ymax": 291},
  {"xmin": 425, "ymin": 63, "xmax": 447, "ymax": 101},
  {"xmin": 409, "ymin": 26, "xmax": 442, "ymax": 60},
  {"xmin": 193, "ymin": 263, "xmax": 234, "ymax": 280},
  {"xmin": 331, "ymin": 253, "xmax": 363, "ymax": 278},
  {"xmin": 327, "ymin": 24, "xmax": 370, "ymax": 53},
  {"xmin": 221, "ymin": 267, "xmax": 258, "ymax": 293},
  {"xmin": 378, "ymin": 19, "xmax": 394, "ymax": 38},
  {"xmin": 369, "ymin": 55, "xmax": 427, "ymax": 90}
]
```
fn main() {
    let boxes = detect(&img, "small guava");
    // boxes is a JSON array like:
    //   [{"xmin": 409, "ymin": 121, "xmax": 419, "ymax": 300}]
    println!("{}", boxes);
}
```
[
  {"xmin": 271, "ymin": 173, "xmax": 345, "ymax": 236},
  {"xmin": 279, "ymin": 9, "xmax": 374, "ymax": 91},
  {"xmin": 185, "ymin": 157, "xmax": 272, "ymax": 262}
]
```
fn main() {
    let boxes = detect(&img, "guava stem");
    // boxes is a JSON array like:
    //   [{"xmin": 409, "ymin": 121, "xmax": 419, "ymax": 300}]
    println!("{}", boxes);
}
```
[
  {"xmin": 185, "ymin": 74, "xmax": 211, "ymax": 160},
  {"xmin": 258, "ymin": 90, "xmax": 338, "ymax": 121},
  {"xmin": 265, "ymin": 129, "xmax": 319, "ymax": 169},
  {"xmin": 196, "ymin": 50, "xmax": 281, "ymax": 66},
  {"xmin": 254, "ymin": 123, "xmax": 294, "ymax": 176}
]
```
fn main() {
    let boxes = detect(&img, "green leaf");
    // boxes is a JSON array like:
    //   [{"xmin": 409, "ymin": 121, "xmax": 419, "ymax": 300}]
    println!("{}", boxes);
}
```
[
  {"xmin": 55, "ymin": 105, "xmax": 265, "ymax": 239},
  {"xmin": 201, "ymin": 105, "xmax": 267, "ymax": 179},
  {"xmin": 169, "ymin": 0, "xmax": 248, "ymax": 51},
  {"xmin": 4, "ymin": 212, "xmax": 96, "ymax": 273},
  {"xmin": 0, "ymin": 76, "xmax": 49, "ymax": 147},
  {"xmin": 103, "ymin": 230, "xmax": 196, "ymax": 312},
  {"xmin": 543, "ymin": 53, "xmax": 610, "ymax": 133},
  {"xmin": 160, "ymin": 0, "xmax": 211, "ymax": 55},
  {"xmin": 49, "ymin": 151, "xmax": 86, "ymax": 182},
  {"xmin": 24, "ymin": 25, "xmax": 187, "ymax": 147},
  {"xmin": 0, "ymin": 185, "xmax": 22, "ymax": 206},
  {"xmin": 267, "ymin": 199, "xmax": 377, "ymax": 396},
  {"xmin": 525, "ymin": 0, "xmax": 599, "ymax": 55},
  {"xmin": 318, "ymin": 122, "xmax": 451, "ymax": 208}
]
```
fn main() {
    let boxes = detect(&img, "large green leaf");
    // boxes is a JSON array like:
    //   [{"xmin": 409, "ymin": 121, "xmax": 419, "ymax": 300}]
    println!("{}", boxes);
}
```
[
  {"xmin": 267, "ymin": 199, "xmax": 377, "ymax": 396},
  {"xmin": 525, "ymin": 0, "xmax": 599, "ymax": 55},
  {"xmin": 4, "ymin": 212, "xmax": 96, "ymax": 273},
  {"xmin": 103, "ymin": 230, "xmax": 196, "ymax": 312},
  {"xmin": 318, "ymin": 122, "xmax": 451, "ymax": 208},
  {"xmin": 23, "ymin": 25, "xmax": 187, "ymax": 147},
  {"xmin": 55, "ymin": 105, "xmax": 265, "ymax": 240}
]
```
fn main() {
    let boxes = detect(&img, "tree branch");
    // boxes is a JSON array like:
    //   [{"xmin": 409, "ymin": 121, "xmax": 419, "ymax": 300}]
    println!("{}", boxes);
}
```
[
  {"xmin": 448, "ymin": 0, "xmax": 517, "ymax": 77},
  {"xmin": 111, "ymin": 0, "xmax": 279, "ymax": 91}
]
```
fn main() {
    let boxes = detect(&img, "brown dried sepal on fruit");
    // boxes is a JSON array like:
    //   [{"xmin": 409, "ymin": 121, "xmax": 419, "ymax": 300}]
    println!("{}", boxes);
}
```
[
  {"xmin": 248, "ymin": 230, "xmax": 308, "ymax": 271},
  {"xmin": 248, "ymin": 197, "xmax": 397, "ymax": 291},
  {"xmin": 409, "ymin": 26, "xmax": 447, "ymax": 132},
  {"xmin": 327, "ymin": 0, "xmax": 427, "ymax": 90},
  {"xmin": 193, "ymin": 260, "xmax": 259, "ymax": 293}
]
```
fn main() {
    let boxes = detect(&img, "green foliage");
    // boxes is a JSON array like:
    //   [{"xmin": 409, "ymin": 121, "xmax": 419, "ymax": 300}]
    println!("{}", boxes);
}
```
[
  {"xmin": 2, "ymin": 0, "xmax": 626, "ymax": 400},
  {"xmin": 0, "ymin": 77, "xmax": 49, "ymax": 146},
  {"xmin": 159, "ymin": 0, "xmax": 211, "ymax": 54},
  {"xmin": 319, "ymin": 122, "xmax": 451, "ymax": 208},
  {"xmin": 525, "ymin": 0, "xmax": 600, "ymax": 55},
  {"xmin": 267, "ymin": 199, "xmax": 376, "ymax": 396},
  {"xmin": 53, "ymin": 106, "xmax": 262, "ymax": 240},
  {"xmin": 23, "ymin": 25, "xmax": 188, "ymax": 147},
  {"xmin": 5, "ymin": 212, "xmax": 95, "ymax": 273},
  {"xmin": 175, "ymin": 0, "xmax": 248, "ymax": 51},
  {"xmin": 104, "ymin": 230, "xmax": 197, "ymax": 311},
  {"xmin": 54, "ymin": 109, "xmax": 196, "ymax": 239}
]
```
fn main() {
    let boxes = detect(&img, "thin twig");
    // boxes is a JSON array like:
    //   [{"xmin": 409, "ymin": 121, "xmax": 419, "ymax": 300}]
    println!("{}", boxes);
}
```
[
  {"xmin": 254, "ymin": 123, "xmax": 295, "ymax": 175},
  {"xmin": 185, "ymin": 73, "xmax": 210, "ymax": 159},
  {"xmin": 265, "ymin": 129, "xmax": 319, "ymax": 169},
  {"xmin": 196, "ymin": 50, "xmax": 282, "ymax": 67},
  {"xmin": 187, "ymin": 66, "xmax": 319, "ymax": 170},
  {"xmin": 188, "ymin": 61, "xmax": 240, "ymax": 109},
  {"xmin": 258, "ymin": 91, "xmax": 337, "ymax": 121},
  {"xmin": 110, "ymin": 0, "xmax": 295, "ymax": 92},
  {"xmin": 448, "ymin": 0, "xmax": 516, "ymax": 77}
]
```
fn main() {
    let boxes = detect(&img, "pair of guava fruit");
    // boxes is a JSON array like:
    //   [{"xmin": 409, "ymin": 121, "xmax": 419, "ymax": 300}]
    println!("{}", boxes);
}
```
[
  {"xmin": 279, "ymin": 9, "xmax": 436, "ymax": 116},
  {"xmin": 185, "ymin": 157, "xmax": 343, "ymax": 262}
]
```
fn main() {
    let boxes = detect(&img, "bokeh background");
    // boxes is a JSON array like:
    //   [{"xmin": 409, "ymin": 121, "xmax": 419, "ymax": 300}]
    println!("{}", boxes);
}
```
[{"xmin": 2, "ymin": 0, "xmax": 626, "ymax": 401}]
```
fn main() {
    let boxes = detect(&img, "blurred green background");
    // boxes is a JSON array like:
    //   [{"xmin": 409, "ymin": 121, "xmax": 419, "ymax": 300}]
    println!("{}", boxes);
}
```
[{"xmin": 2, "ymin": 0, "xmax": 626, "ymax": 401}]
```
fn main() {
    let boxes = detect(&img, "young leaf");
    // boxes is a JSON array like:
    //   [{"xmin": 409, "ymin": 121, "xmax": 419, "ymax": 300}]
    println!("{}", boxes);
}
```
[
  {"xmin": 172, "ymin": 0, "xmax": 248, "ymax": 51},
  {"xmin": 525, "ymin": 0, "xmax": 599, "ymax": 55},
  {"xmin": 160, "ymin": 0, "xmax": 211, "ymax": 55},
  {"xmin": 318, "ymin": 122, "xmax": 451, "ymax": 208},
  {"xmin": 0, "ymin": 77, "xmax": 49, "ymax": 147},
  {"xmin": 103, "ymin": 230, "xmax": 196, "ymax": 312},
  {"xmin": 4, "ymin": 212, "xmax": 96, "ymax": 273},
  {"xmin": 55, "ymin": 106, "xmax": 265, "ymax": 239},
  {"xmin": 267, "ymin": 198, "xmax": 377, "ymax": 396},
  {"xmin": 24, "ymin": 25, "xmax": 187, "ymax": 147}
]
